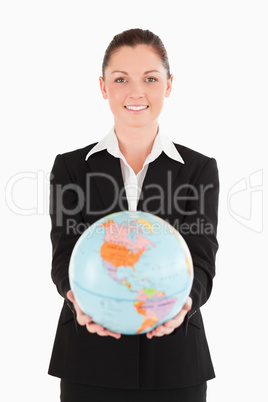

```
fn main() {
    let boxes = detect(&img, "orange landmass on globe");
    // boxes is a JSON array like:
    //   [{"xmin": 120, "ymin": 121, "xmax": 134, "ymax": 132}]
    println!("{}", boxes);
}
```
[
  {"xmin": 100, "ymin": 241, "xmax": 145, "ymax": 271},
  {"xmin": 134, "ymin": 301, "xmax": 158, "ymax": 334},
  {"xmin": 101, "ymin": 220, "xmax": 114, "ymax": 228}
]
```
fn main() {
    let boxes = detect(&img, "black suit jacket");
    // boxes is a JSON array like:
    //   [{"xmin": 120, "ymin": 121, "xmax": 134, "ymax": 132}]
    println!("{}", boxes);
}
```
[{"xmin": 48, "ymin": 141, "xmax": 219, "ymax": 389}]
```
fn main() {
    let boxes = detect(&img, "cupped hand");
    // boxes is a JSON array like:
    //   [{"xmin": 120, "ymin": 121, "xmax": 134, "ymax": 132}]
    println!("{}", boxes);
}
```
[
  {"xmin": 66, "ymin": 290, "xmax": 121, "ymax": 339},
  {"xmin": 146, "ymin": 297, "xmax": 192, "ymax": 339}
]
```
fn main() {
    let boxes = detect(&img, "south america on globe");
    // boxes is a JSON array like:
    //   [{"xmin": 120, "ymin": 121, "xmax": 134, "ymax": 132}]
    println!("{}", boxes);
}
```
[{"xmin": 69, "ymin": 211, "xmax": 193, "ymax": 335}]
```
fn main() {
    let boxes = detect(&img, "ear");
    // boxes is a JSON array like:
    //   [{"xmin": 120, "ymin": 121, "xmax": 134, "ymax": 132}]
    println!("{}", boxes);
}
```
[
  {"xmin": 99, "ymin": 76, "xmax": 108, "ymax": 100},
  {"xmin": 165, "ymin": 74, "xmax": 173, "ymax": 98}
]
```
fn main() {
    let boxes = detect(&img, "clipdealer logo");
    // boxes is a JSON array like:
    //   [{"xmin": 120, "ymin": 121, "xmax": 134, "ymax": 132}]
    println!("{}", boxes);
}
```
[
  {"xmin": 5, "ymin": 171, "xmax": 214, "ymax": 221},
  {"xmin": 227, "ymin": 170, "xmax": 263, "ymax": 233}
]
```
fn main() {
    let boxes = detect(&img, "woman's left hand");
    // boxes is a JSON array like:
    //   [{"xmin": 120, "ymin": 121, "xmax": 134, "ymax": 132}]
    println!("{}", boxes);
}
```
[{"xmin": 146, "ymin": 297, "xmax": 192, "ymax": 339}]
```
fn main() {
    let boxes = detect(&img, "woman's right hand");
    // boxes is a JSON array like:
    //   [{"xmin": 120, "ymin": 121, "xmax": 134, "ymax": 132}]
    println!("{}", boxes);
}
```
[{"xmin": 66, "ymin": 290, "xmax": 121, "ymax": 339}]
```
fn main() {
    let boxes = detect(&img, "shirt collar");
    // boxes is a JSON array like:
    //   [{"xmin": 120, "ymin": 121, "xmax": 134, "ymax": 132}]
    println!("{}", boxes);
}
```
[{"xmin": 85, "ymin": 125, "xmax": 184, "ymax": 164}]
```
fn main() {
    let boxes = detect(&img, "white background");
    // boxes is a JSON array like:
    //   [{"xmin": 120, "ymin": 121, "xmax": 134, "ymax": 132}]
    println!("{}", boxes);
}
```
[{"xmin": 1, "ymin": 1, "xmax": 267, "ymax": 400}]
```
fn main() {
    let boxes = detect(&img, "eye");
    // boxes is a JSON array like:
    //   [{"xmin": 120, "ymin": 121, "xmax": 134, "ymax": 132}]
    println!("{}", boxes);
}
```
[
  {"xmin": 145, "ymin": 77, "xmax": 157, "ymax": 83},
  {"xmin": 115, "ymin": 78, "xmax": 127, "ymax": 83}
]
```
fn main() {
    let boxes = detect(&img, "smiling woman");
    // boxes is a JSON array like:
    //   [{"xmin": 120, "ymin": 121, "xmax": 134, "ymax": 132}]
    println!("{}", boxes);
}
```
[
  {"xmin": 99, "ymin": 44, "xmax": 172, "ymax": 148},
  {"xmin": 98, "ymin": 43, "xmax": 173, "ymax": 174},
  {"xmin": 48, "ymin": 28, "xmax": 219, "ymax": 402}
]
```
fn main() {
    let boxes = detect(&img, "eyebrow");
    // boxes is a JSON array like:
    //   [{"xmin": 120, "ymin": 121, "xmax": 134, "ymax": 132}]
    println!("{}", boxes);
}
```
[{"xmin": 111, "ymin": 70, "xmax": 161, "ymax": 75}]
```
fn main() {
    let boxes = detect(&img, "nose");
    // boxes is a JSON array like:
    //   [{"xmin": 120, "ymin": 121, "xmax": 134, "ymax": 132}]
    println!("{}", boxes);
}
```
[{"xmin": 128, "ymin": 81, "xmax": 144, "ymax": 100}]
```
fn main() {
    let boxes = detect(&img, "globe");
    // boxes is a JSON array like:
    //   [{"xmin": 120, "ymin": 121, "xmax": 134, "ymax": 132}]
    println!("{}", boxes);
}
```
[{"xmin": 69, "ymin": 211, "xmax": 193, "ymax": 335}]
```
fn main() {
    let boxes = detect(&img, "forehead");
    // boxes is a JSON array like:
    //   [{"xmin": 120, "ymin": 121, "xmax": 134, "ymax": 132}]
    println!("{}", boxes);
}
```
[{"xmin": 107, "ymin": 44, "xmax": 164, "ymax": 73}]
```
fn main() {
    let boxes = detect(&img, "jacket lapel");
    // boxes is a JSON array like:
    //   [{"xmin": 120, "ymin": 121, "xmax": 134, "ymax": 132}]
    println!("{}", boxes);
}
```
[
  {"xmin": 86, "ymin": 150, "xmax": 128, "ymax": 212},
  {"xmin": 86, "ymin": 150, "xmax": 183, "ymax": 216},
  {"xmin": 137, "ymin": 152, "xmax": 183, "ymax": 214}
]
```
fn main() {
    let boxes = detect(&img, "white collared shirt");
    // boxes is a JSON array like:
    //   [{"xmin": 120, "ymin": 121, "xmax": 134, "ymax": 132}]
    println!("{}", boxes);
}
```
[{"xmin": 85, "ymin": 126, "xmax": 184, "ymax": 211}]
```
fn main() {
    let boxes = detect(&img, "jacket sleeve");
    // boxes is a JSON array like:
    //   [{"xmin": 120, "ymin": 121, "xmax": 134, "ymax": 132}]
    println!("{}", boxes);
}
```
[
  {"xmin": 49, "ymin": 154, "xmax": 85, "ymax": 313},
  {"xmin": 172, "ymin": 157, "xmax": 219, "ymax": 336}
]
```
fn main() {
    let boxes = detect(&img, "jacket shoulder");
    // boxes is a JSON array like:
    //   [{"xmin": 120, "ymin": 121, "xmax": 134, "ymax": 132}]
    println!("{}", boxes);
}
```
[
  {"xmin": 173, "ymin": 143, "xmax": 218, "ymax": 185},
  {"xmin": 174, "ymin": 143, "xmax": 214, "ymax": 165},
  {"xmin": 51, "ymin": 143, "xmax": 99, "ymax": 182},
  {"xmin": 59, "ymin": 143, "xmax": 98, "ymax": 163}
]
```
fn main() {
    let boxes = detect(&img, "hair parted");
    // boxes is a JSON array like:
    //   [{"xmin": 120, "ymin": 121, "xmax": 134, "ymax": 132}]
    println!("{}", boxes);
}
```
[{"xmin": 102, "ymin": 28, "xmax": 171, "ymax": 80}]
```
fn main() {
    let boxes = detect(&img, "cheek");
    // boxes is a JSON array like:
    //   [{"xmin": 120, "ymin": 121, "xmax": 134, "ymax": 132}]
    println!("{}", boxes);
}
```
[
  {"xmin": 107, "ymin": 89, "xmax": 126, "ymax": 111},
  {"xmin": 150, "ymin": 88, "xmax": 166, "ymax": 109},
  {"xmin": 107, "ymin": 85, "xmax": 125, "ymax": 101}
]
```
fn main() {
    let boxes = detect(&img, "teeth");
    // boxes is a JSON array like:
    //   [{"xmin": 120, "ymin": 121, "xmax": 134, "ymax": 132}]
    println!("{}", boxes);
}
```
[{"xmin": 125, "ymin": 105, "xmax": 148, "ymax": 111}]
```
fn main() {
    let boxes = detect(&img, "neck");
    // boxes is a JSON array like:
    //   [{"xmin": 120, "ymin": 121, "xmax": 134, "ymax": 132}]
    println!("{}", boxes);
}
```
[{"xmin": 114, "ymin": 121, "xmax": 159, "ymax": 162}]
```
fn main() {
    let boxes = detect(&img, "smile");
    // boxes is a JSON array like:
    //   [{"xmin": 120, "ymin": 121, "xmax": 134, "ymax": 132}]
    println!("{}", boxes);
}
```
[{"xmin": 124, "ymin": 105, "xmax": 149, "ymax": 111}]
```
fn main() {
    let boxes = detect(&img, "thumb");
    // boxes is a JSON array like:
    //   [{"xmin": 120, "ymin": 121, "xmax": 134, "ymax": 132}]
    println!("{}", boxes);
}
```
[
  {"xmin": 66, "ymin": 289, "xmax": 74, "ymax": 302},
  {"xmin": 183, "ymin": 297, "xmax": 192, "ymax": 312},
  {"xmin": 66, "ymin": 290, "xmax": 84, "ymax": 317}
]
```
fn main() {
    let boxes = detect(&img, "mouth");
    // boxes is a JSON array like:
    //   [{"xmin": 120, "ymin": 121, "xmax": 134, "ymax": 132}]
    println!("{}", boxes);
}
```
[{"xmin": 124, "ymin": 105, "xmax": 149, "ymax": 112}]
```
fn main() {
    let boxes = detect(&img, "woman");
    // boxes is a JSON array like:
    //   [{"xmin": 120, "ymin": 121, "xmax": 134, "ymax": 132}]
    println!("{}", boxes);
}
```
[{"xmin": 48, "ymin": 28, "xmax": 219, "ymax": 402}]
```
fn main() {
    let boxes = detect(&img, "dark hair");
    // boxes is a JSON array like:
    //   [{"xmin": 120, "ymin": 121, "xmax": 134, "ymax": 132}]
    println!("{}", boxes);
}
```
[{"xmin": 102, "ymin": 28, "xmax": 171, "ymax": 80}]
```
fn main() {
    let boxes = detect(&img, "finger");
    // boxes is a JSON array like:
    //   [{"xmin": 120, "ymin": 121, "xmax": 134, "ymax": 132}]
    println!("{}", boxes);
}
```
[
  {"xmin": 151, "ymin": 325, "xmax": 166, "ymax": 337},
  {"xmin": 155, "ymin": 325, "xmax": 165, "ymax": 333},
  {"xmin": 66, "ymin": 290, "xmax": 75, "ymax": 302},
  {"xmin": 163, "ymin": 316, "xmax": 180, "ymax": 328},
  {"xmin": 67, "ymin": 291, "xmax": 84, "ymax": 316},
  {"xmin": 151, "ymin": 331, "xmax": 164, "ymax": 337},
  {"xmin": 106, "ymin": 330, "xmax": 121, "ymax": 339},
  {"xmin": 67, "ymin": 290, "xmax": 83, "ymax": 315},
  {"xmin": 74, "ymin": 303, "xmax": 85, "ymax": 317},
  {"xmin": 164, "ymin": 298, "xmax": 192, "ymax": 328},
  {"xmin": 164, "ymin": 309, "xmax": 187, "ymax": 329},
  {"xmin": 182, "ymin": 297, "xmax": 193, "ymax": 311},
  {"xmin": 86, "ymin": 323, "xmax": 121, "ymax": 339},
  {"xmin": 164, "ymin": 317, "xmax": 180, "ymax": 328},
  {"xmin": 86, "ymin": 322, "xmax": 105, "ymax": 333},
  {"xmin": 76, "ymin": 313, "xmax": 92, "ymax": 326},
  {"xmin": 98, "ymin": 330, "xmax": 109, "ymax": 336},
  {"xmin": 165, "ymin": 316, "xmax": 184, "ymax": 330},
  {"xmin": 149, "ymin": 324, "xmax": 165, "ymax": 336},
  {"xmin": 163, "ymin": 326, "xmax": 175, "ymax": 335}
]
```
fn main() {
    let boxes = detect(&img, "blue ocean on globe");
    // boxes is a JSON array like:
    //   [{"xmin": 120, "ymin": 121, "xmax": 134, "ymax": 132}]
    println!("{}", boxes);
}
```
[{"xmin": 69, "ymin": 211, "xmax": 193, "ymax": 335}]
